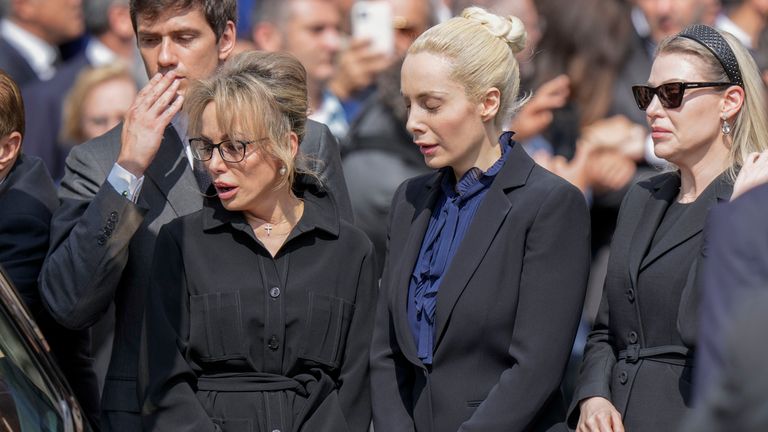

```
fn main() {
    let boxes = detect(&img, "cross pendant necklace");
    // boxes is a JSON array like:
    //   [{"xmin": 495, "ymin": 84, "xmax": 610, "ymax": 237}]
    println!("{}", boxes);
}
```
[{"xmin": 264, "ymin": 224, "xmax": 273, "ymax": 236}]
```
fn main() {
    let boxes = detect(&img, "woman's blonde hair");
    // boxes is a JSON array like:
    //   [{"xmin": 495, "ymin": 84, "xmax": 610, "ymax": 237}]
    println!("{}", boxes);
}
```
[
  {"xmin": 407, "ymin": 6, "xmax": 528, "ymax": 128},
  {"xmin": 61, "ymin": 64, "xmax": 135, "ymax": 145},
  {"xmin": 658, "ymin": 30, "xmax": 768, "ymax": 179},
  {"xmin": 184, "ymin": 51, "xmax": 311, "ymax": 191}
]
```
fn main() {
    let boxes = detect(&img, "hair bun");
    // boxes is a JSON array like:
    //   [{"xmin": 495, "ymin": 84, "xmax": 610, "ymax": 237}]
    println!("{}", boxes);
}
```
[{"xmin": 462, "ymin": 6, "xmax": 527, "ymax": 54}]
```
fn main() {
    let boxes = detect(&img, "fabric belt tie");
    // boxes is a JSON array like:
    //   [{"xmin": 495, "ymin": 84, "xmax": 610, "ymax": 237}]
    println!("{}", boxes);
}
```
[
  {"xmin": 197, "ymin": 372, "xmax": 309, "ymax": 397},
  {"xmin": 618, "ymin": 344, "xmax": 692, "ymax": 364}
]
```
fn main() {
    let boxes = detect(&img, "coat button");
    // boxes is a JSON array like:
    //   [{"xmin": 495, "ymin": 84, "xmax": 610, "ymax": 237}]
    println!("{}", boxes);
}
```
[
  {"xmin": 269, "ymin": 287, "xmax": 280, "ymax": 298},
  {"xmin": 272, "ymin": 430, "xmax": 281, "ymax": 432},
  {"xmin": 268, "ymin": 335, "xmax": 279, "ymax": 350},
  {"xmin": 626, "ymin": 288, "xmax": 635, "ymax": 302},
  {"xmin": 619, "ymin": 371, "xmax": 628, "ymax": 384},
  {"xmin": 110, "ymin": 211, "xmax": 118, "ymax": 220},
  {"xmin": 628, "ymin": 331, "xmax": 638, "ymax": 344}
]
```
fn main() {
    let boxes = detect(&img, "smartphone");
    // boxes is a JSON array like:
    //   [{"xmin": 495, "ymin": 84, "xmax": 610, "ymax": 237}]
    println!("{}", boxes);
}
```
[{"xmin": 351, "ymin": 0, "xmax": 394, "ymax": 55}]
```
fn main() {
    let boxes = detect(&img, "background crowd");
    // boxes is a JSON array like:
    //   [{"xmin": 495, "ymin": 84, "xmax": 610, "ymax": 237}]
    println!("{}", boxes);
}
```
[{"xmin": 2, "ymin": 0, "xmax": 768, "ymax": 431}]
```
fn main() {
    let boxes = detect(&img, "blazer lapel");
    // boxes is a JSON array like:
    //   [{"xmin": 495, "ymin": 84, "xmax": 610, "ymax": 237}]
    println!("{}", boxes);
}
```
[
  {"xmin": 433, "ymin": 143, "xmax": 533, "ymax": 350},
  {"xmin": 391, "ymin": 171, "xmax": 443, "ymax": 366},
  {"xmin": 640, "ymin": 172, "xmax": 733, "ymax": 271},
  {"xmin": 627, "ymin": 174, "xmax": 679, "ymax": 290},
  {"xmin": 144, "ymin": 126, "xmax": 202, "ymax": 217}
]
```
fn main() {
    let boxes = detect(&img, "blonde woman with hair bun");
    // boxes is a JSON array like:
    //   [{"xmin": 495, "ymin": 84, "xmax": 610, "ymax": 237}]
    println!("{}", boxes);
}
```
[{"xmin": 371, "ymin": 7, "xmax": 591, "ymax": 432}]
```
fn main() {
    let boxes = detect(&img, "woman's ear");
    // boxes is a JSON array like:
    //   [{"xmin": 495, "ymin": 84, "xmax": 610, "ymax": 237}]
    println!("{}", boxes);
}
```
[
  {"xmin": 479, "ymin": 87, "xmax": 501, "ymax": 123},
  {"xmin": 289, "ymin": 131, "xmax": 299, "ymax": 159},
  {"xmin": 721, "ymin": 84, "xmax": 745, "ymax": 120}
]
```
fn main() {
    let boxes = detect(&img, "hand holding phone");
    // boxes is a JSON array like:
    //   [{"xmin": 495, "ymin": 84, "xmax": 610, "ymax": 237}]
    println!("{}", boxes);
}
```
[{"xmin": 351, "ymin": 0, "xmax": 394, "ymax": 55}]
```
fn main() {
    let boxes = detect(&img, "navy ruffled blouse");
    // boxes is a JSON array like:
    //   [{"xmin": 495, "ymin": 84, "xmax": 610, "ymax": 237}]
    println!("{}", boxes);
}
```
[{"xmin": 407, "ymin": 132, "xmax": 514, "ymax": 365}]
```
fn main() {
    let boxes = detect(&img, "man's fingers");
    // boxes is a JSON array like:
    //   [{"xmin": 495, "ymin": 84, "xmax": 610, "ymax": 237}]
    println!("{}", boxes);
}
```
[{"xmin": 150, "ymin": 79, "xmax": 182, "ymax": 115}]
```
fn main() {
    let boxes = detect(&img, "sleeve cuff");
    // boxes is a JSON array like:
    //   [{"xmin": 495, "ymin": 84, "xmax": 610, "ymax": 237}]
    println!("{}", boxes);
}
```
[{"xmin": 108, "ymin": 163, "xmax": 145, "ymax": 203}]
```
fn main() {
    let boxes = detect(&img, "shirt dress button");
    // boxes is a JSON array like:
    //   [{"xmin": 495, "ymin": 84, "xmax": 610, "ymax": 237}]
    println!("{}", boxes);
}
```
[
  {"xmin": 268, "ymin": 335, "xmax": 279, "ymax": 350},
  {"xmin": 619, "ymin": 371, "xmax": 628, "ymax": 384},
  {"xmin": 269, "ymin": 287, "xmax": 281, "ymax": 298},
  {"xmin": 628, "ymin": 331, "xmax": 638, "ymax": 344}
]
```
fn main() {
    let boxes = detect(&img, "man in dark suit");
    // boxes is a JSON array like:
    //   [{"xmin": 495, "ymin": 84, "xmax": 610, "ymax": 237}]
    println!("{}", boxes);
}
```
[
  {"xmin": 0, "ymin": 69, "xmax": 100, "ymax": 429},
  {"xmin": 23, "ymin": 0, "xmax": 142, "ymax": 181},
  {"xmin": 683, "ymin": 291, "xmax": 768, "ymax": 432},
  {"xmin": 0, "ymin": 0, "xmax": 84, "ymax": 86},
  {"xmin": 39, "ymin": 1, "xmax": 351, "ymax": 430},
  {"xmin": 693, "ymin": 182, "xmax": 768, "ymax": 402}
]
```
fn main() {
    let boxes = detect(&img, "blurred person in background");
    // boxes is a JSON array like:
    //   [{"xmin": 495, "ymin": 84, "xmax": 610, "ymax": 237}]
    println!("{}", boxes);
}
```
[
  {"xmin": 252, "ymin": 0, "xmax": 350, "ymax": 139},
  {"xmin": 0, "ymin": 0, "xmax": 84, "ymax": 86},
  {"xmin": 342, "ymin": 0, "xmax": 436, "ymax": 275},
  {"xmin": 715, "ymin": 0, "xmax": 768, "ymax": 49},
  {"xmin": 0, "ymin": 68, "xmax": 100, "ymax": 429},
  {"xmin": 570, "ymin": 24, "xmax": 768, "ymax": 431},
  {"xmin": 61, "ymin": 64, "xmax": 138, "ymax": 147},
  {"xmin": 23, "ymin": 0, "xmax": 143, "ymax": 182}
]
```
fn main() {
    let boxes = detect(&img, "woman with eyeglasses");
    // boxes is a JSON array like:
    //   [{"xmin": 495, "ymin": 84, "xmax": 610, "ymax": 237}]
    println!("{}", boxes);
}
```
[
  {"xmin": 569, "ymin": 25, "xmax": 768, "ymax": 432},
  {"xmin": 141, "ymin": 51, "xmax": 376, "ymax": 431}
]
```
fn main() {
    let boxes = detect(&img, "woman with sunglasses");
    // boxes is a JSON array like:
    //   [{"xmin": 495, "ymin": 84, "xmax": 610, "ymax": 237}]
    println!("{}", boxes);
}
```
[
  {"xmin": 569, "ymin": 25, "xmax": 768, "ymax": 432},
  {"xmin": 141, "ymin": 51, "xmax": 376, "ymax": 431}
]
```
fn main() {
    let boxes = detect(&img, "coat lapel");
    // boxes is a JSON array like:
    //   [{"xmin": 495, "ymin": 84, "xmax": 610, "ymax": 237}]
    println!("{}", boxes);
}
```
[
  {"xmin": 144, "ymin": 126, "xmax": 202, "ymax": 217},
  {"xmin": 640, "ymin": 172, "xmax": 733, "ymax": 271},
  {"xmin": 433, "ymin": 143, "xmax": 534, "ymax": 350},
  {"xmin": 627, "ymin": 174, "xmax": 679, "ymax": 290},
  {"xmin": 391, "ymin": 171, "xmax": 443, "ymax": 366}
]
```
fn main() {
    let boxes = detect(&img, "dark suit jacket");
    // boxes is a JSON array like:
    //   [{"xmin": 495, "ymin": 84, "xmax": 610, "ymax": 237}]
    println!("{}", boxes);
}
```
[
  {"xmin": 693, "ymin": 182, "xmax": 768, "ymax": 402},
  {"xmin": 0, "ymin": 37, "xmax": 38, "ymax": 87},
  {"xmin": 22, "ymin": 51, "xmax": 91, "ymax": 181},
  {"xmin": 0, "ymin": 154, "xmax": 100, "ymax": 427},
  {"xmin": 682, "ymin": 291, "xmax": 768, "ymax": 432},
  {"xmin": 39, "ymin": 119, "xmax": 351, "ymax": 431},
  {"xmin": 569, "ymin": 172, "xmax": 732, "ymax": 430},
  {"xmin": 370, "ymin": 141, "xmax": 591, "ymax": 432}
]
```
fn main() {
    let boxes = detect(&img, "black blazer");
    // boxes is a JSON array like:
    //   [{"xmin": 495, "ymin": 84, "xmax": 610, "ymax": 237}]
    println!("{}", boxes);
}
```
[
  {"xmin": 0, "ymin": 154, "xmax": 100, "ymax": 427},
  {"xmin": 371, "ymin": 141, "xmax": 591, "ymax": 432},
  {"xmin": 569, "ymin": 172, "xmax": 732, "ymax": 430}
]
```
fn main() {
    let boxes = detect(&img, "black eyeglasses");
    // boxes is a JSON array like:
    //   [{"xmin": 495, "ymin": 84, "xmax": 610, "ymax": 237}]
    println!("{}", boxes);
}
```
[
  {"xmin": 189, "ymin": 137, "xmax": 262, "ymax": 163},
  {"xmin": 632, "ymin": 82, "xmax": 732, "ymax": 111}
]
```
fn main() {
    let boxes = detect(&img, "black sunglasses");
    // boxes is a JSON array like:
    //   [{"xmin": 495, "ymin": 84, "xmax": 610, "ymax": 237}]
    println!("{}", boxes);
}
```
[{"xmin": 632, "ymin": 82, "xmax": 732, "ymax": 111}]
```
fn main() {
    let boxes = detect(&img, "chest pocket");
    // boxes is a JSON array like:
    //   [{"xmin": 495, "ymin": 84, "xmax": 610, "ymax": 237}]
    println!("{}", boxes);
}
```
[
  {"xmin": 189, "ymin": 291, "xmax": 245, "ymax": 360},
  {"xmin": 299, "ymin": 292, "xmax": 355, "ymax": 369}
]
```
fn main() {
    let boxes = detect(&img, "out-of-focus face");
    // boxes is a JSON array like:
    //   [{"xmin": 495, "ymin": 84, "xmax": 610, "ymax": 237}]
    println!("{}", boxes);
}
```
[
  {"xmin": 389, "ymin": 0, "xmax": 431, "ymax": 59},
  {"xmin": 283, "ymin": 0, "xmax": 342, "ymax": 85},
  {"xmin": 136, "ymin": 7, "xmax": 235, "ymax": 95},
  {"xmin": 80, "ymin": 78, "xmax": 137, "ymax": 141},
  {"xmin": 23, "ymin": 0, "xmax": 84, "ymax": 44},
  {"xmin": 401, "ymin": 52, "xmax": 491, "ymax": 178},
  {"xmin": 645, "ymin": 53, "xmax": 726, "ymax": 168},
  {"xmin": 201, "ymin": 102, "xmax": 282, "ymax": 213},
  {"xmin": 635, "ymin": 0, "xmax": 705, "ymax": 43}
]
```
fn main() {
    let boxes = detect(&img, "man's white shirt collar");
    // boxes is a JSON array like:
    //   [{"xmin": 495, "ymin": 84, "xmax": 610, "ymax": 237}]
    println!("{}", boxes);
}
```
[{"xmin": 0, "ymin": 18, "xmax": 58, "ymax": 80}]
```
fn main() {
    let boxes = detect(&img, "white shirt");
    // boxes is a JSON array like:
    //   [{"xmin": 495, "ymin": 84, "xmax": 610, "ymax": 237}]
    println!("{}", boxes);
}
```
[
  {"xmin": 715, "ymin": 14, "xmax": 752, "ymax": 49},
  {"xmin": 0, "ymin": 18, "xmax": 59, "ymax": 81}
]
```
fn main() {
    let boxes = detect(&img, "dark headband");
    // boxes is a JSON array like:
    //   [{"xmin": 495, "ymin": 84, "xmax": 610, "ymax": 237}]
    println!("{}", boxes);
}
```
[{"xmin": 677, "ymin": 24, "xmax": 743, "ymax": 87}]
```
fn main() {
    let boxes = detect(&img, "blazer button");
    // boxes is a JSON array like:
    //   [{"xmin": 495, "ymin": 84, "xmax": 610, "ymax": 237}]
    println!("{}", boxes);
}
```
[
  {"xmin": 628, "ymin": 331, "xmax": 638, "ymax": 344},
  {"xmin": 269, "ymin": 287, "xmax": 280, "ymax": 298},
  {"xmin": 626, "ymin": 288, "xmax": 635, "ymax": 302},
  {"xmin": 619, "ymin": 371, "xmax": 628, "ymax": 384},
  {"xmin": 268, "ymin": 335, "xmax": 279, "ymax": 351}
]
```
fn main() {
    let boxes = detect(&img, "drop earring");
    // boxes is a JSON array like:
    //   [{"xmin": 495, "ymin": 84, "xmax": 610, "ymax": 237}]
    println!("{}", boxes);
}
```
[
  {"xmin": 722, "ymin": 115, "xmax": 732, "ymax": 135},
  {"xmin": 279, "ymin": 166, "xmax": 287, "ymax": 176}
]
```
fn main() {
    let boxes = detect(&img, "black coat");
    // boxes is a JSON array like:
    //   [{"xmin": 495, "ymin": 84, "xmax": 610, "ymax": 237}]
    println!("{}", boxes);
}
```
[
  {"xmin": 569, "ymin": 172, "xmax": 732, "ymax": 430},
  {"xmin": 0, "ymin": 154, "xmax": 100, "ymax": 427},
  {"xmin": 142, "ymin": 182, "xmax": 377, "ymax": 432},
  {"xmin": 371, "ymin": 141, "xmax": 591, "ymax": 432}
]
